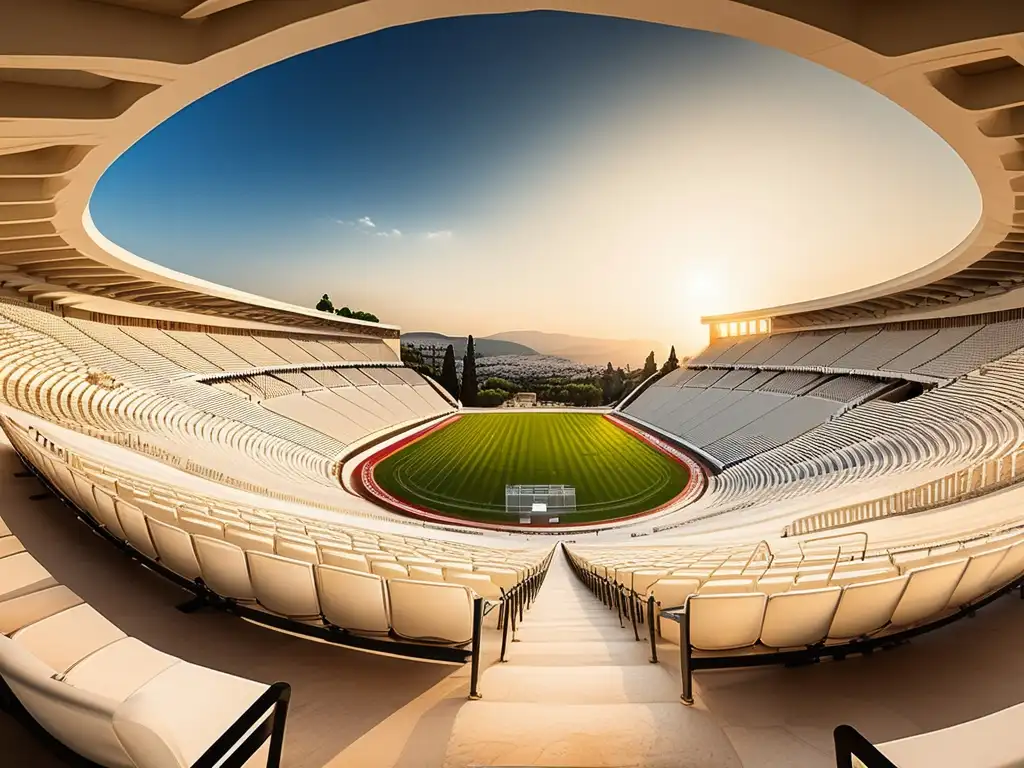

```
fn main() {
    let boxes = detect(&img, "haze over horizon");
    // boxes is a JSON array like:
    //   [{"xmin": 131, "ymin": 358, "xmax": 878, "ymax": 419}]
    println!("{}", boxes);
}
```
[{"xmin": 90, "ymin": 11, "xmax": 980, "ymax": 354}]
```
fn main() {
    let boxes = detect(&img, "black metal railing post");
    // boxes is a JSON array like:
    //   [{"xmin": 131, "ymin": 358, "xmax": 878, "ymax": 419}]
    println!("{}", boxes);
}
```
[
  {"xmin": 510, "ymin": 587, "xmax": 519, "ymax": 642},
  {"xmin": 191, "ymin": 681, "xmax": 291, "ymax": 768},
  {"xmin": 679, "ymin": 606, "xmax": 693, "ymax": 706},
  {"xmin": 265, "ymin": 686, "xmax": 291, "ymax": 768},
  {"xmin": 833, "ymin": 725, "xmax": 899, "ymax": 768},
  {"xmin": 469, "ymin": 597, "xmax": 484, "ymax": 700},
  {"xmin": 499, "ymin": 597, "xmax": 510, "ymax": 662},
  {"xmin": 629, "ymin": 590, "xmax": 641, "ymax": 642},
  {"xmin": 647, "ymin": 595, "xmax": 658, "ymax": 663}
]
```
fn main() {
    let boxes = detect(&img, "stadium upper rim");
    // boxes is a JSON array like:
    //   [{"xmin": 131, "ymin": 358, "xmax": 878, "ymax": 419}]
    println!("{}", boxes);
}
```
[{"xmin": 2, "ymin": 0, "xmax": 1022, "ymax": 335}]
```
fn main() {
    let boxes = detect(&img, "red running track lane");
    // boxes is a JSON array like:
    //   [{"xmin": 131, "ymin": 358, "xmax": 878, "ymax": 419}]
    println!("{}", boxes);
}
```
[{"xmin": 353, "ymin": 411, "xmax": 707, "ymax": 531}]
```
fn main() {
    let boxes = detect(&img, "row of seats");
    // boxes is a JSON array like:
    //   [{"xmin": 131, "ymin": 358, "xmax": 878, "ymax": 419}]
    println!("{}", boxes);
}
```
[
  {"xmin": 624, "ymin": 379, "xmax": 847, "ymax": 466},
  {"xmin": 566, "ymin": 523, "xmax": 1024, "ymax": 652},
  {"xmin": 0, "ymin": 502, "xmax": 283, "ymax": 767},
  {"xmin": 0, "ymin": 302, "xmax": 455, "ymax": 514},
  {"xmin": 690, "ymin": 318, "xmax": 1024, "ymax": 380},
  {"xmin": 5, "ymin": 417, "xmax": 550, "ymax": 647},
  {"xmin": 648, "ymin": 348, "xmax": 1024, "ymax": 527}
]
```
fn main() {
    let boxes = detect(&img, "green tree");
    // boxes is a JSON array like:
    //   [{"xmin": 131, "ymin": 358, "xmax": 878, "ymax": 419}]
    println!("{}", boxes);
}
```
[
  {"xmin": 660, "ymin": 345, "xmax": 679, "ymax": 375},
  {"xmin": 333, "ymin": 306, "xmax": 379, "ymax": 323},
  {"xmin": 601, "ymin": 363, "xmax": 627, "ymax": 404},
  {"xmin": 601, "ymin": 362, "xmax": 616, "ymax": 404},
  {"xmin": 484, "ymin": 377, "xmax": 516, "ymax": 393},
  {"xmin": 460, "ymin": 335, "xmax": 479, "ymax": 406},
  {"xmin": 315, "ymin": 294, "xmax": 334, "ymax": 312},
  {"xmin": 476, "ymin": 388, "xmax": 509, "ymax": 407},
  {"xmin": 440, "ymin": 344, "xmax": 460, "ymax": 400},
  {"xmin": 642, "ymin": 351, "xmax": 658, "ymax": 379}
]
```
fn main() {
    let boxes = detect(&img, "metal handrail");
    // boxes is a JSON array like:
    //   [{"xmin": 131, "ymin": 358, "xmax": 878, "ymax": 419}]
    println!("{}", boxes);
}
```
[
  {"xmin": 740, "ymin": 539, "xmax": 773, "ymax": 574},
  {"xmin": 191, "ymin": 682, "xmax": 291, "ymax": 768},
  {"xmin": 833, "ymin": 725, "xmax": 899, "ymax": 768},
  {"xmin": 800, "ymin": 531, "xmax": 868, "ymax": 561}
]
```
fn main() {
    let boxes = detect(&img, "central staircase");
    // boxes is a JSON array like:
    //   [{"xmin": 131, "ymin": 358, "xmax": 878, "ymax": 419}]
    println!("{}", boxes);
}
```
[{"xmin": 443, "ymin": 548, "xmax": 742, "ymax": 768}]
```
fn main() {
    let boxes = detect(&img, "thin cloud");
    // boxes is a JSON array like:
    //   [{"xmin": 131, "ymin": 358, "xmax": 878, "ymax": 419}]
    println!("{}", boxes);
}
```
[{"xmin": 333, "ymin": 216, "xmax": 444, "ymax": 240}]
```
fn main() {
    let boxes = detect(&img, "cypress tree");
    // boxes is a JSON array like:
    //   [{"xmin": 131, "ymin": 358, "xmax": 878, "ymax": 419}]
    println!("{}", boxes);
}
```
[
  {"xmin": 601, "ymin": 362, "xmax": 615, "ymax": 404},
  {"xmin": 642, "ymin": 350, "xmax": 658, "ymax": 378},
  {"xmin": 440, "ymin": 344, "xmax": 459, "ymax": 400},
  {"xmin": 460, "ymin": 335, "xmax": 479, "ymax": 406},
  {"xmin": 660, "ymin": 345, "xmax": 679, "ymax": 374}
]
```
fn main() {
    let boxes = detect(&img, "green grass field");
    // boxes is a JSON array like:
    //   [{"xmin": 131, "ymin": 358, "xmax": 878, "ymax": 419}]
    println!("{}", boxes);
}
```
[{"xmin": 372, "ymin": 413, "xmax": 689, "ymax": 524}]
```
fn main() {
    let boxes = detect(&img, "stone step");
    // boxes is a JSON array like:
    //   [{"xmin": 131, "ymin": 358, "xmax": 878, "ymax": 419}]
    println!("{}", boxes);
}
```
[
  {"xmin": 500, "ymin": 639, "xmax": 651, "ymax": 666},
  {"xmin": 517, "ymin": 617, "xmax": 622, "ymax": 629},
  {"xmin": 443, "ymin": 702, "xmax": 741, "ymax": 768},
  {"xmin": 478, "ymin": 664, "xmax": 679, "ymax": 705},
  {"xmin": 513, "ymin": 625, "xmax": 638, "ymax": 644}
]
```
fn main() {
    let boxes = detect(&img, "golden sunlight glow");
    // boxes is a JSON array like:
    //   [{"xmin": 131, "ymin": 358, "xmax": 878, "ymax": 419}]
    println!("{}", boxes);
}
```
[{"xmin": 684, "ymin": 269, "xmax": 728, "ymax": 314}]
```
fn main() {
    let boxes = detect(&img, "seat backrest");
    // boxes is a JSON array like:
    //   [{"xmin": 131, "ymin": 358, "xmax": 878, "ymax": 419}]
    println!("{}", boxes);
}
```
[
  {"xmin": 754, "ymin": 575, "xmax": 794, "ymax": 596},
  {"xmin": 689, "ymin": 593, "xmax": 767, "ymax": 651},
  {"xmin": 319, "ymin": 548, "xmax": 369, "ymax": 572},
  {"xmin": 68, "ymin": 469, "xmax": 98, "ymax": 517},
  {"xmin": 245, "ymin": 551, "xmax": 320, "ymax": 619},
  {"xmin": 114, "ymin": 501, "xmax": 158, "ymax": 560},
  {"xmin": 387, "ymin": 579, "xmax": 474, "ymax": 644},
  {"xmin": 472, "ymin": 567, "xmax": 518, "ymax": 592},
  {"xmin": 370, "ymin": 561, "xmax": 409, "ymax": 580},
  {"xmin": 0, "ymin": 551, "xmax": 57, "ymax": 602},
  {"xmin": 224, "ymin": 526, "xmax": 275, "ymax": 555},
  {"xmin": 91, "ymin": 487, "xmax": 127, "ymax": 540},
  {"xmin": 364, "ymin": 552, "xmax": 398, "ymax": 564},
  {"xmin": 408, "ymin": 565, "xmax": 444, "ymax": 582},
  {"xmin": 147, "ymin": 518, "xmax": 202, "ymax": 581},
  {"xmin": 649, "ymin": 578, "xmax": 701, "ymax": 610},
  {"xmin": 435, "ymin": 562, "xmax": 472, "ymax": 573},
  {"xmin": 193, "ymin": 535, "xmax": 255, "ymax": 602},
  {"xmin": 630, "ymin": 569, "xmax": 669, "ymax": 595},
  {"xmin": 698, "ymin": 578, "xmax": 756, "ymax": 595},
  {"xmin": 947, "ymin": 545, "xmax": 1012, "ymax": 608},
  {"xmin": 889, "ymin": 558, "xmax": 968, "ymax": 628},
  {"xmin": 111, "ymin": 661, "xmax": 269, "ymax": 768},
  {"xmin": 176, "ymin": 514, "xmax": 224, "ymax": 540},
  {"xmin": 985, "ymin": 539, "xmax": 1024, "ymax": 590},
  {"xmin": 828, "ymin": 574, "xmax": 908, "ymax": 640},
  {"xmin": 760, "ymin": 586, "xmax": 841, "ymax": 648},
  {"xmin": 275, "ymin": 536, "xmax": 319, "ymax": 564},
  {"xmin": 0, "ymin": 635, "xmax": 130, "ymax": 767},
  {"xmin": 828, "ymin": 568, "xmax": 897, "ymax": 587},
  {"xmin": 133, "ymin": 498, "xmax": 179, "ymax": 525},
  {"xmin": 446, "ymin": 572, "xmax": 499, "ymax": 599},
  {"xmin": 315, "ymin": 564, "xmax": 390, "ymax": 634}
]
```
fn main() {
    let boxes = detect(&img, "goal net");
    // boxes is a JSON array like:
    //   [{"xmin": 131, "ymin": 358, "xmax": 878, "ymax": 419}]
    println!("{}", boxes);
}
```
[{"xmin": 505, "ymin": 484, "xmax": 577, "ymax": 523}]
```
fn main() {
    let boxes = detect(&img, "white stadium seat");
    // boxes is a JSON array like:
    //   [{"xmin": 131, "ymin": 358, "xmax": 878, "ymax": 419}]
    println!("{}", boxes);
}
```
[{"xmin": 387, "ymin": 580, "xmax": 475, "ymax": 645}]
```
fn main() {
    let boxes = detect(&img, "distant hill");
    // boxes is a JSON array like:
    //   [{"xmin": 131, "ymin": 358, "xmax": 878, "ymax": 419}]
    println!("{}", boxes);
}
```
[
  {"xmin": 484, "ymin": 330, "xmax": 669, "ymax": 369},
  {"xmin": 402, "ymin": 332, "xmax": 538, "ymax": 358}
]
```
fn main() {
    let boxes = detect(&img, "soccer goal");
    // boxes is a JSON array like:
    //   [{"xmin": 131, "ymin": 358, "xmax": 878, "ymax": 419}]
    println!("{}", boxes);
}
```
[{"xmin": 505, "ymin": 484, "xmax": 577, "ymax": 524}]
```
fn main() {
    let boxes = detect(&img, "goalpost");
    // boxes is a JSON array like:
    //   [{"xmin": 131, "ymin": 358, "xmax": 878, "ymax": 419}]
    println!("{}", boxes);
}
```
[{"xmin": 505, "ymin": 484, "xmax": 577, "ymax": 524}]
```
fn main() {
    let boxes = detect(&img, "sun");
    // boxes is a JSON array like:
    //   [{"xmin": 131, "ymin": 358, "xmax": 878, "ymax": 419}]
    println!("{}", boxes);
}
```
[{"xmin": 683, "ymin": 269, "xmax": 728, "ymax": 314}]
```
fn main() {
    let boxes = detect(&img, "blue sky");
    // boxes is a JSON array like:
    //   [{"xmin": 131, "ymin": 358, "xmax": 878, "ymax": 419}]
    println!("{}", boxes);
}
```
[{"xmin": 90, "ymin": 11, "xmax": 979, "ymax": 353}]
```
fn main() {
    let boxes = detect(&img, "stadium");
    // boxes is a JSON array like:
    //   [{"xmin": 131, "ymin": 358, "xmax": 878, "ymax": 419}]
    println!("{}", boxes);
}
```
[{"xmin": 2, "ymin": 3, "xmax": 1024, "ymax": 768}]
